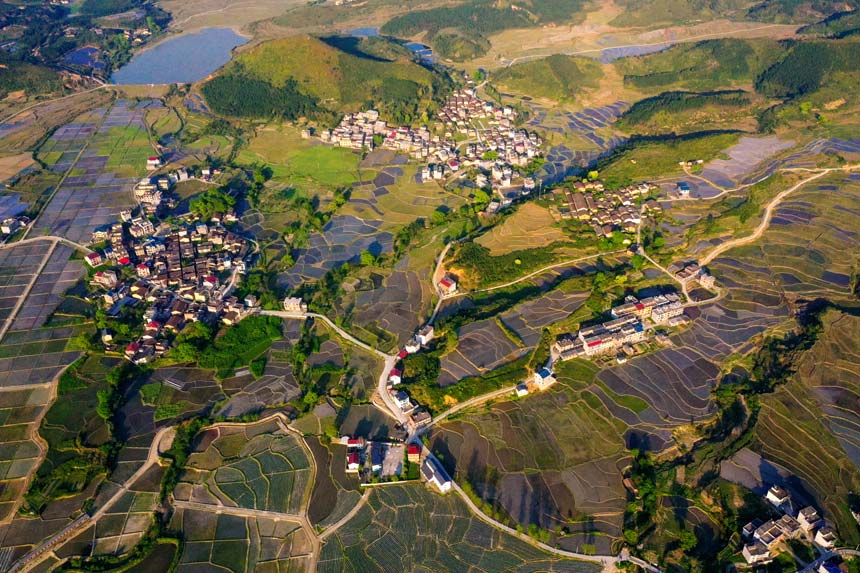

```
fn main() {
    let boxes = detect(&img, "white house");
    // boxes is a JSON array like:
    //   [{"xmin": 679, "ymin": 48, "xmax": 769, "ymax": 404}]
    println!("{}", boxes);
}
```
[
  {"xmin": 742, "ymin": 542, "xmax": 772, "ymax": 565},
  {"xmin": 405, "ymin": 340, "xmax": 421, "ymax": 354},
  {"xmin": 766, "ymin": 485, "xmax": 791, "ymax": 508},
  {"xmin": 388, "ymin": 369, "xmax": 402, "ymax": 385},
  {"xmin": 515, "ymin": 382, "xmax": 529, "ymax": 397},
  {"xmin": 797, "ymin": 506, "xmax": 821, "ymax": 531},
  {"xmin": 533, "ymin": 368, "xmax": 556, "ymax": 391},
  {"xmin": 417, "ymin": 325, "xmax": 435, "ymax": 346},
  {"xmin": 814, "ymin": 527, "xmax": 837, "ymax": 549},
  {"xmin": 421, "ymin": 457, "xmax": 452, "ymax": 493}
]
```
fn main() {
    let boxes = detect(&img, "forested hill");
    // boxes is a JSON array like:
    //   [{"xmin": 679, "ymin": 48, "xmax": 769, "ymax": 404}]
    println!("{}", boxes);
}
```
[{"xmin": 201, "ymin": 35, "xmax": 452, "ymax": 123}]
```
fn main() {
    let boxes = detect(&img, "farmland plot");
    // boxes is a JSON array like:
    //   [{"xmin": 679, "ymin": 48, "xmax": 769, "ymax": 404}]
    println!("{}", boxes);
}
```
[
  {"xmin": 430, "ymin": 369, "xmax": 629, "ymax": 549},
  {"xmin": 175, "ymin": 419, "xmax": 312, "ymax": 516},
  {"xmin": 33, "ymin": 99, "xmax": 152, "ymax": 244},
  {"xmin": 170, "ymin": 508, "xmax": 313, "ymax": 573},
  {"xmin": 318, "ymin": 483, "xmax": 603, "ymax": 573},
  {"xmin": 0, "ymin": 385, "xmax": 53, "ymax": 522}
]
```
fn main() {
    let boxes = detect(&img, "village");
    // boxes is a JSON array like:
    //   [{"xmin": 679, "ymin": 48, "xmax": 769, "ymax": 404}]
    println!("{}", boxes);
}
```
[
  {"xmin": 551, "ymin": 179, "xmax": 661, "ymax": 238},
  {"xmin": 84, "ymin": 160, "xmax": 255, "ymax": 365},
  {"xmin": 318, "ymin": 88, "xmax": 542, "ymax": 203},
  {"xmin": 740, "ymin": 484, "xmax": 841, "ymax": 571}
]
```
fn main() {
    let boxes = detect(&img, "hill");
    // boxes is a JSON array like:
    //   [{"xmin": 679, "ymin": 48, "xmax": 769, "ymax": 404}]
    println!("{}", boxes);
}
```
[
  {"xmin": 614, "ymin": 38, "xmax": 784, "ymax": 94},
  {"xmin": 202, "ymin": 35, "xmax": 452, "ymax": 122},
  {"xmin": 799, "ymin": 9, "xmax": 860, "ymax": 37},
  {"xmin": 610, "ymin": 0, "xmax": 858, "ymax": 27},
  {"xmin": 380, "ymin": 0, "xmax": 587, "ymax": 60},
  {"xmin": 493, "ymin": 54, "xmax": 604, "ymax": 102},
  {"xmin": 0, "ymin": 61, "xmax": 63, "ymax": 99}
]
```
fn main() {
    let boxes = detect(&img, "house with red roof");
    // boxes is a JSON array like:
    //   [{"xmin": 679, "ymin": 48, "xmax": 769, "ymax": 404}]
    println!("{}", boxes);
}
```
[{"xmin": 388, "ymin": 368, "xmax": 402, "ymax": 385}]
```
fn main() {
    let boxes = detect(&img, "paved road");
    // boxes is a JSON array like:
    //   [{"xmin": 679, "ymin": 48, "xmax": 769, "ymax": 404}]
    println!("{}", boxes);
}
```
[{"xmin": 0, "ymin": 234, "xmax": 92, "ymax": 253}]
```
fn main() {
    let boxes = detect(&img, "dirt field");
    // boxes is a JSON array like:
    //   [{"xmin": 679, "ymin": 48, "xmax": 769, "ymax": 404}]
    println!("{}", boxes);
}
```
[
  {"xmin": 160, "ymin": 0, "xmax": 307, "ymax": 33},
  {"xmin": 476, "ymin": 203, "xmax": 566, "ymax": 255},
  {"xmin": 472, "ymin": 16, "xmax": 798, "ymax": 72},
  {"xmin": 0, "ymin": 154, "xmax": 34, "ymax": 182}
]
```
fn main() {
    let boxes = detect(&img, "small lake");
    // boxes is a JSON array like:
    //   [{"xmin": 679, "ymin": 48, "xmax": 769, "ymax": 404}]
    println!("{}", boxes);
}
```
[{"xmin": 111, "ymin": 27, "xmax": 248, "ymax": 85}]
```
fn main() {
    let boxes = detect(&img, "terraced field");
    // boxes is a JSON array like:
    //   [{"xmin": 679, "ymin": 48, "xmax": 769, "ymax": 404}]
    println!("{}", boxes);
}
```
[
  {"xmin": 751, "ymin": 310, "xmax": 860, "ymax": 544},
  {"xmin": 317, "ymin": 484, "xmax": 604, "ymax": 573},
  {"xmin": 430, "ymin": 362, "xmax": 630, "ymax": 553},
  {"xmin": 0, "ymin": 385, "xmax": 53, "ymax": 523},
  {"xmin": 175, "ymin": 418, "xmax": 312, "ymax": 516},
  {"xmin": 476, "ymin": 203, "xmax": 569, "ymax": 255},
  {"xmin": 169, "ymin": 508, "xmax": 313, "ymax": 573}
]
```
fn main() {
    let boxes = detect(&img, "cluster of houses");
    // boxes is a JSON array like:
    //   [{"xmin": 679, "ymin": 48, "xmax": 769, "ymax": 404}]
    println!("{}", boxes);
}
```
[
  {"xmin": 319, "ymin": 110, "xmax": 455, "ymax": 160},
  {"xmin": 342, "ymin": 437, "xmax": 411, "ymax": 479},
  {"xmin": 433, "ymin": 89, "xmax": 542, "ymax": 194},
  {"xmin": 554, "ymin": 180, "xmax": 660, "ymax": 238},
  {"xmin": 86, "ymin": 212, "xmax": 253, "ymax": 364},
  {"xmin": 318, "ymin": 89, "xmax": 543, "ymax": 207},
  {"xmin": 742, "ymin": 485, "xmax": 839, "ymax": 567},
  {"xmin": 340, "ymin": 436, "xmax": 453, "ymax": 493},
  {"xmin": 553, "ymin": 294, "xmax": 686, "ymax": 361},
  {"xmin": 385, "ymin": 324, "xmax": 437, "ymax": 428},
  {"xmin": 438, "ymin": 88, "xmax": 517, "ymax": 129},
  {"xmin": 134, "ymin": 166, "xmax": 221, "ymax": 215},
  {"xmin": 669, "ymin": 261, "xmax": 716, "ymax": 290},
  {"xmin": 0, "ymin": 216, "xmax": 29, "ymax": 237}
]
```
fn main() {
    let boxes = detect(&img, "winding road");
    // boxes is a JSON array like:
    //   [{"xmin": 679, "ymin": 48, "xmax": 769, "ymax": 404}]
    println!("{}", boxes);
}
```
[{"xmin": 700, "ymin": 166, "xmax": 856, "ymax": 266}]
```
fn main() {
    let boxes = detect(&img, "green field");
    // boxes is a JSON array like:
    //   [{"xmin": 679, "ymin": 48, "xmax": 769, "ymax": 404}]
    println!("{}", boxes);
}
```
[{"xmin": 597, "ymin": 131, "xmax": 743, "ymax": 187}]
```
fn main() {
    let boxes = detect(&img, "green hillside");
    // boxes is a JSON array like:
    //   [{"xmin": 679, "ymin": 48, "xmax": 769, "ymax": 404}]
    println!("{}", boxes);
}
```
[
  {"xmin": 799, "ymin": 9, "xmax": 860, "ymax": 37},
  {"xmin": 614, "ymin": 38, "xmax": 784, "ymax": 93},
  {"xmin": 493, "ymin": 54, "xmax": 604, "ymax": 101},
  {"xmin": 609, "ymin": 0, "xmax": 857, "ymax": 26},
  {"xmin": 202, "ymin": 35, "xmax": 452, "ymax": 122},
  {"xmin": 0, "ymin": 61, "xmax": 63, "ymax": 99},
  {"xmin": 380, "ymin": 0, "xmax": 586, "ymax": 60}
]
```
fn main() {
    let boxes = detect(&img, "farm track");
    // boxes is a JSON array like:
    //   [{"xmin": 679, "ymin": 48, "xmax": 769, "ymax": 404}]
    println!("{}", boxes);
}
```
[
  {"xmin": 10, "ymin": 426, "xmax": 176, "ymax": 573},
  {"xmin": 0, "ymin": 85, "xmax": 110, "ymax": 127},
  {"xmin": 318, "ymin": 488, "xmax": 371, "ymax": 541},
  {"xmin": 700, "ymin": 165, "xmax": 860, "ymax": 266},
  {"xmin": 0, "ymin": 239, "xmax": 57, "ymax": 344}
]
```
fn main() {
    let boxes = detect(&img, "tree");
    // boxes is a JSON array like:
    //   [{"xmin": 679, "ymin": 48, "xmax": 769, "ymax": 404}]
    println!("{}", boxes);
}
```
[
  {"xmin": 587, "ymin": 170, "xmax": 599, "ymax": 181},
  {"xmin": 678, "ymin": 530, "xmax": 697, "ymax": 552},
  {"xmin": 189, "ymin": 188, "xmax": 236, "ymax": 220},
  {"xmin": 430, "ymin": 209, "xmax": 447, "ymax": 225},
  {"xmin": 630, "ymin": 254, "xmax": 645, "ymax": 270},
  {"xmin": 472, "ymin": 189, "xmax": 490, "ymax": 209},
  {"xmin": 303, "ymin": 390, "xmax": 319, "ymax": 408},
  {"xmin": 360, "ymin": 250, "xmax": 376, "ymax": 266}
]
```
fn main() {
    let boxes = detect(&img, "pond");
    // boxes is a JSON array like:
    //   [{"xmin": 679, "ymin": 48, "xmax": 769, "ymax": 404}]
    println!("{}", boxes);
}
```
[{"xmin": 111, "ymin": 27, "xmax": 248, "ymax": 85}]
